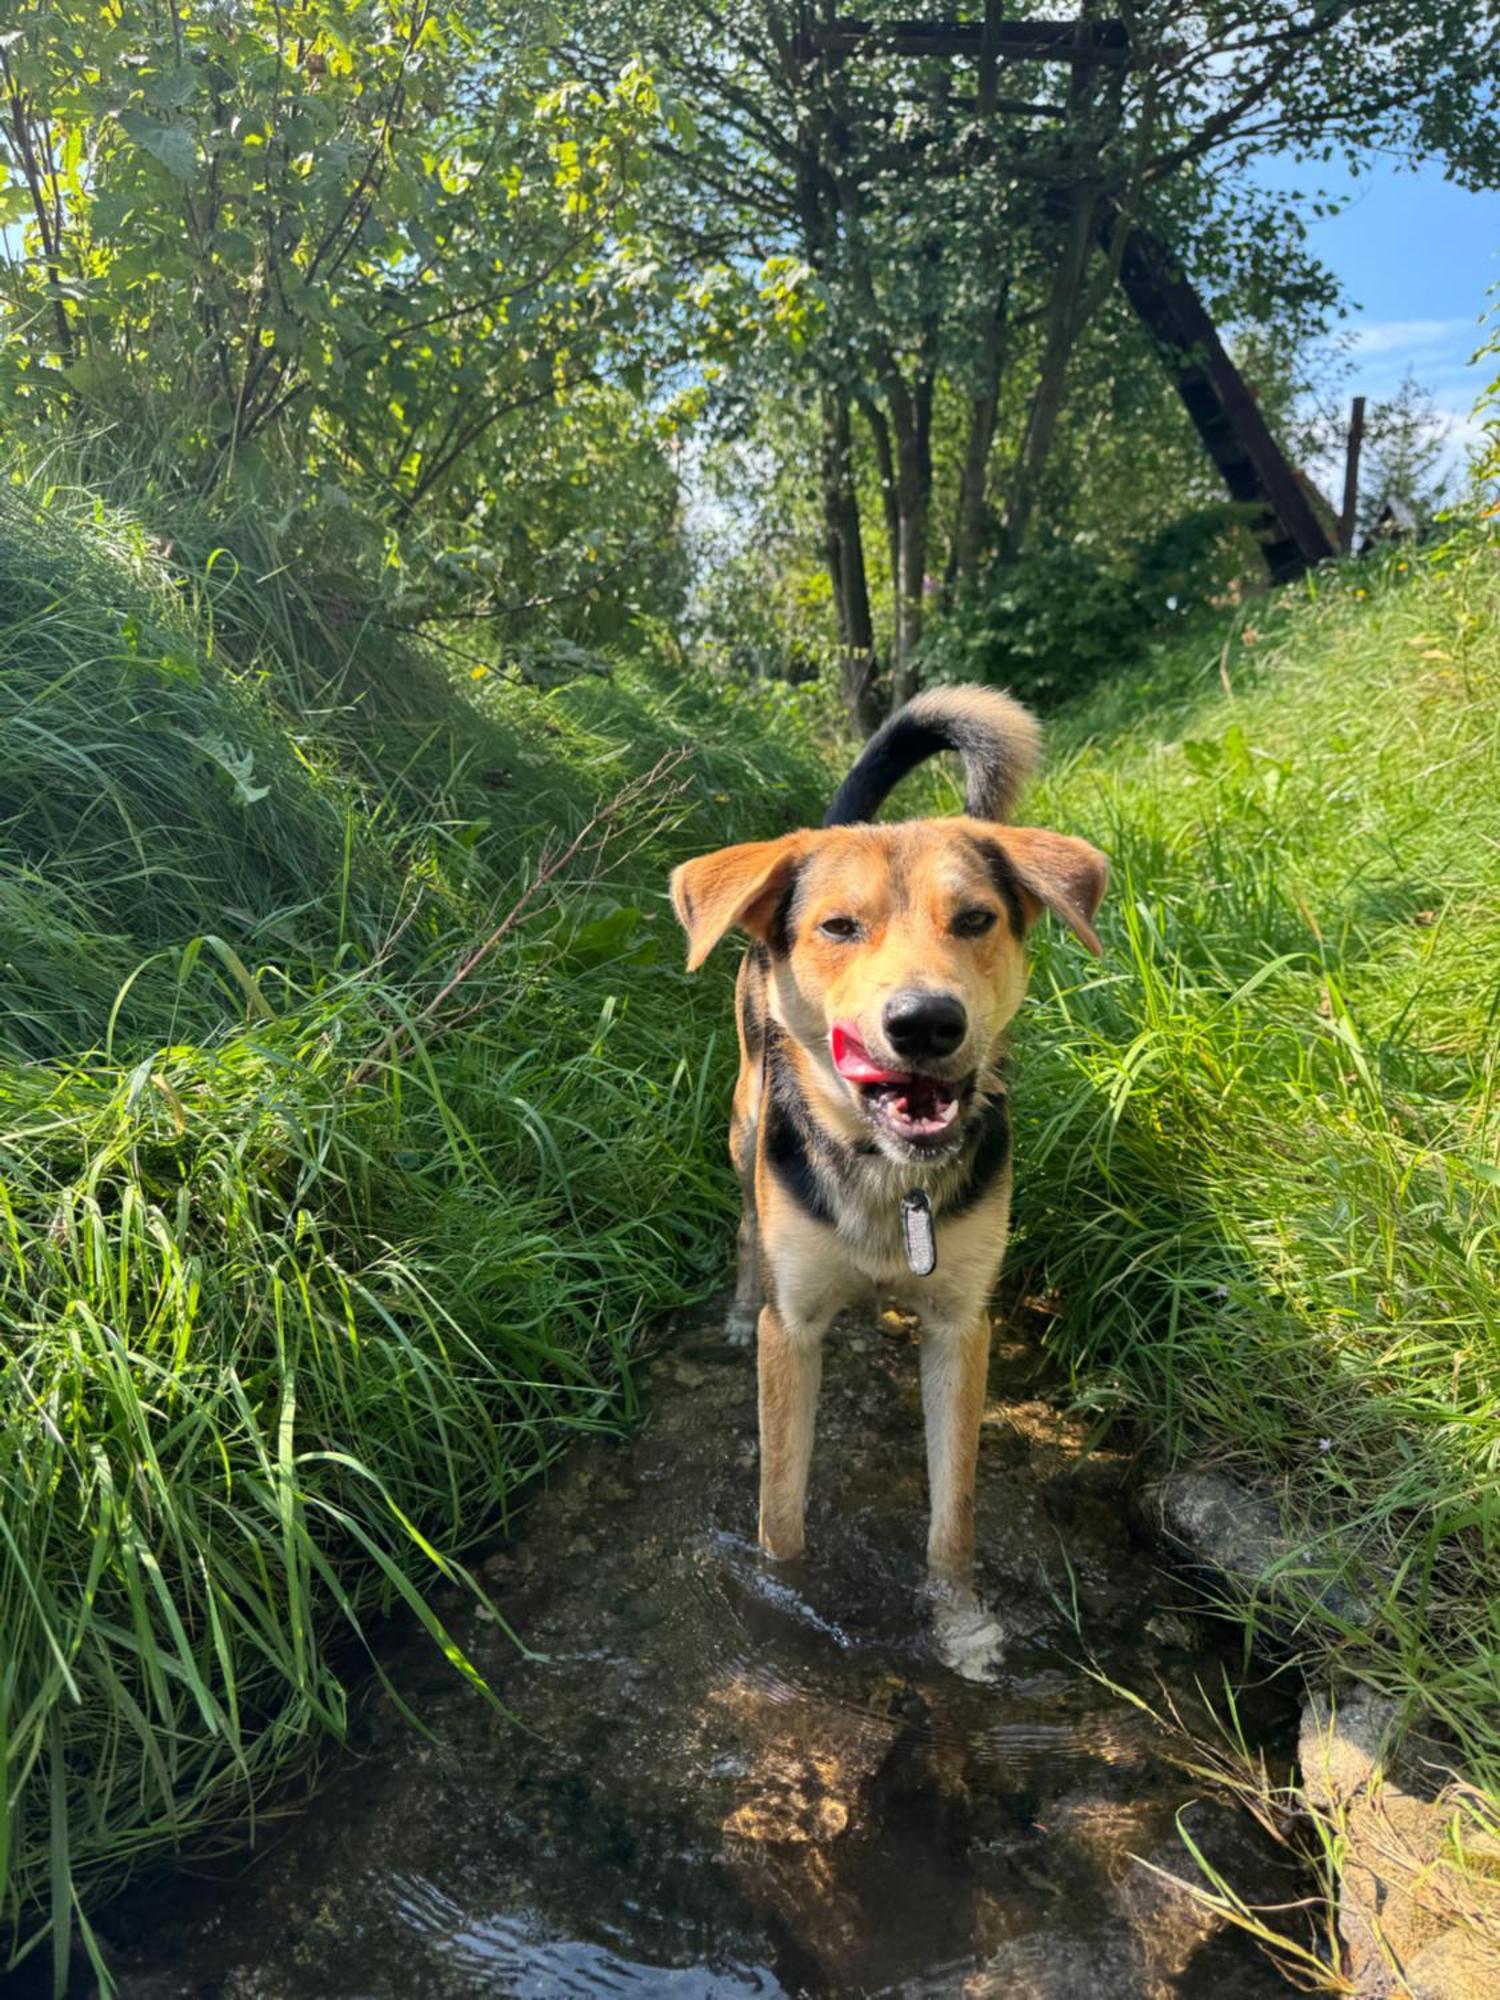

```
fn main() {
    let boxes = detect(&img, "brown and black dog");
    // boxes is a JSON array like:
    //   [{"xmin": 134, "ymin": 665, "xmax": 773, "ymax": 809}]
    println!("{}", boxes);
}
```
[{"xmin": 670, "ymin": 687, "xmax": 1107, "ymax": 1582}]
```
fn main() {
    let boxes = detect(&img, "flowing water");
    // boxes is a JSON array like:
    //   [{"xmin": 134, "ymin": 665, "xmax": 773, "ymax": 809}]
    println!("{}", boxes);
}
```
[{"xmin": 88, "ymin": 1303, "xmax": 1302, "ymax": 1999}]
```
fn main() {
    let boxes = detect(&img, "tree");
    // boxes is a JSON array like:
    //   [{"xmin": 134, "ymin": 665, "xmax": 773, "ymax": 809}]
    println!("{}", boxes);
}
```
[
  {"xmin": 1353, "ymin": 374, "xmax": 1454, "ymax": 539},
  {"xmin": 578, "ymin": 0, "xmax": 1500, "ymax": 722},
  {"xmin": 0, "ymin": 0, "xmax": 684, "ymax": 630}
]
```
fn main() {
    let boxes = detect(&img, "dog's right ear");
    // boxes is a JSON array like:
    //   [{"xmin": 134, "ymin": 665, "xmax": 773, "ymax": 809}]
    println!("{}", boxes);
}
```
[{"xmin": 670, "ymin": 833, "xmax": 809, "ymax": 971}]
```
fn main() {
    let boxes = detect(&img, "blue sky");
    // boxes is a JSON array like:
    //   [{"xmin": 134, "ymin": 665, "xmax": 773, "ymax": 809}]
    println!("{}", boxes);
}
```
[{"xmin": 1265, "ymin": 156, "xmax": 1498, "ymax": 463}]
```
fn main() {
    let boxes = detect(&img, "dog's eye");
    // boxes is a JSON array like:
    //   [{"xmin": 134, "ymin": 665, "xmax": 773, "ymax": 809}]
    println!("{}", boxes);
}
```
[
  {"xmin": 817, "ymin": 915, "xmax": 861, "ymax": 941},
  {"xmin": 953, "ymin": 906, "xmax": 998, "ymax": 938}
]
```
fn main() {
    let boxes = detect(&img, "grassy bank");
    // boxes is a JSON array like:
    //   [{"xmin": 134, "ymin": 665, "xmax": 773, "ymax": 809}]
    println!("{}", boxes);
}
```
[
  {"xmin": 0, "ymin": 470, "xmax": 827, "ymax": 1986},
  {"xmin": 9, "ymin": 446, "xmax": 1500, "ymax": 1982},
  {"xmin": 1004, "ymin": 529, "xmax": 1500, "ymax": 1779}
]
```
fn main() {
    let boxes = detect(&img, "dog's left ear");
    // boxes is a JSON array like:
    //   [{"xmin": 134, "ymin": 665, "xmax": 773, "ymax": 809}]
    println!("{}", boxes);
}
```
[
  {"xmin": 670, "ymin": 832, "xmax": 810, "ymax": 971},
  {"xmin": 988, "ymin": 826, "xmax": 1109, "ymax": 957}
]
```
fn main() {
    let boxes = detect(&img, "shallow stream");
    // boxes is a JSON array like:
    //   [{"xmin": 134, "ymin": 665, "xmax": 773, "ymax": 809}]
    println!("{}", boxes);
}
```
[{"xmin": 90, "ymin": 1302, "xmax": 1301, "ymax": 1998}]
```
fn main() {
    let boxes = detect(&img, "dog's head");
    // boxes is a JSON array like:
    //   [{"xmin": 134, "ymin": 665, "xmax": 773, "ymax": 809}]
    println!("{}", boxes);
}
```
[{"xmin": 670, "ymin": 817, "xmax": 1107, "ymax": 1162}]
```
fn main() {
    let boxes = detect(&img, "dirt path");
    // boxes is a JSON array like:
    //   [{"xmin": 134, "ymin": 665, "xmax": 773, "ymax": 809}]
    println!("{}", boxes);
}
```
[{"xmin": 92, "ymin": 1303, "xmax": 1301, "ymax": 1998}]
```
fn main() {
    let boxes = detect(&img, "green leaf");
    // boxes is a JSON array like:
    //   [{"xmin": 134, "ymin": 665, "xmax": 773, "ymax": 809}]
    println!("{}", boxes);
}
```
[
  {"xmin": 144, "ymin": 66, "xmax": 199, "ymax": 112},
  {"xmin": 119, "ymin": 110, "xmax": 198, "ymax": 183},
  {"xmin": 188, "ymin": 734, "xmax": 271, "ymax": 806}
]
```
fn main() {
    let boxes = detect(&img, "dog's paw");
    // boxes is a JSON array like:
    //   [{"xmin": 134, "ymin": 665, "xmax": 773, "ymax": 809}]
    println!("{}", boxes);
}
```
[
  {"xmin": 723, "ymin": 1305, "xmax": 759, "ymax": 1347},
  {"xmin": 927, "ymin": 1582, "xmax": 1006, "ymax": 1684}
]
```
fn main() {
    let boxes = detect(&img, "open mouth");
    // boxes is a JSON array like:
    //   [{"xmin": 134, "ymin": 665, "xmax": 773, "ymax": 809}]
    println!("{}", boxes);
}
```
[{"xmin": 830, "ymin": 1023, "xmax": 961, "ymax": 1149}]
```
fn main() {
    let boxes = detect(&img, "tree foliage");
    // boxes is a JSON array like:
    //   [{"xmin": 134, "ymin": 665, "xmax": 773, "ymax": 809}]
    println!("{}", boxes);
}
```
[
  {"xmin": 0, "ymin": 0, "xmax": 688, "ymax": 630},
  {"xmin": 2, "ymin": 1, "xmax": 1496, "ymax": 685},
  {"xmin": 583, "ymin": 0, "xmax": 1499, "ymax": 716}
]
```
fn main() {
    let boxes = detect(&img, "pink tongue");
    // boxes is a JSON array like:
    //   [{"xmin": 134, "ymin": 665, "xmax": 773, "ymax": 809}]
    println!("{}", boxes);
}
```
[{"xmin": 830, "ymin": 1022, "xmax": 909, "ymax": 1086}]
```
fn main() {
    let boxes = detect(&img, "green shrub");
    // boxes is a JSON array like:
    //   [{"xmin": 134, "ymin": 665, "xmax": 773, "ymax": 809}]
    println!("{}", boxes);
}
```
[{"xmin": 918, "ymin": 505, "xmax": 1250, "ymax": 713}]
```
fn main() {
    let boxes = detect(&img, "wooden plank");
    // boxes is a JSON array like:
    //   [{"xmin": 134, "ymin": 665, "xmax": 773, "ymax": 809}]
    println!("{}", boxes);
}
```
[
  {"xmin": 1104, "ymin": 211, "xmax": 1337, "ymax": 580},
  {"xmin": 802, "ymin": 17, "xmax": 1129, "ymax": 66}
]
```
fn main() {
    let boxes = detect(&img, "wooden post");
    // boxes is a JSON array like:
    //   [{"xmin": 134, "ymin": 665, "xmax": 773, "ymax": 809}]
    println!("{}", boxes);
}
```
[{"xmin": 1340, "ymin": 395, "xmax": 1366, "ymax": 554}]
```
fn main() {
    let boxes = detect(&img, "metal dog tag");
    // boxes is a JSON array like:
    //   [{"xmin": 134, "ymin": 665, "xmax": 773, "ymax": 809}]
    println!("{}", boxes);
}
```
[{"xmin": 901, "ymin": 1188, "xmax": 937, "ymax": 1276}]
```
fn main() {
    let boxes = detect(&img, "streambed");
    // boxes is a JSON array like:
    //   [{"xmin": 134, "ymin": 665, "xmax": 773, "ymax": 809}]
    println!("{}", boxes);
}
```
[{"xmin": 92, "ymin": 1302, "xmax": 1302, "ymax": 1998}]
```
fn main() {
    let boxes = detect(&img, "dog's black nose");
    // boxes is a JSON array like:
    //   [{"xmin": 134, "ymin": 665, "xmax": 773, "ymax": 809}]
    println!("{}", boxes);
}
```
[{"xmin": 883, "ymin": 989, "xmax": 967, "ymax": 1062}]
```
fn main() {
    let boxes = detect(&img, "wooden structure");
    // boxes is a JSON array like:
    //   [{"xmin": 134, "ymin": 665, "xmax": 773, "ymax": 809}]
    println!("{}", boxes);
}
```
[
  {"xmin": 801, "ymin": 13, "xmax": 1338, "ymax": 581},
  {"xmin": 803, "ymin": 16, "xmax": 1128, "ymax": 62},
  {"xmin": 1101, "ymin": 209, "xmax": 1337, "ymax": 580}
]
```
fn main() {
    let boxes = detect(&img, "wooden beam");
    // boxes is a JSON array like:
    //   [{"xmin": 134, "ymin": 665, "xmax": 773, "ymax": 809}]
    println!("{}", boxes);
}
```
[
  {"xmin": 978, "ymin": 0, "xmax": 1001, "ymax": 115},
  {"xmin": 1103, "ymin": 209, "xmax": 1338, "ymax": 581},
  {"xmin": 801, "ymin": 17, "xmax": 1130, "ymax": 67}
]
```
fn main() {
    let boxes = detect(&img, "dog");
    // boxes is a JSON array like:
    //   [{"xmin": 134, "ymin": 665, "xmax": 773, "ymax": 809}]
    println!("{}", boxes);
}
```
[{"xmin": 669, "ymin": 686, "xmax": 1107, "ymax": 1581}]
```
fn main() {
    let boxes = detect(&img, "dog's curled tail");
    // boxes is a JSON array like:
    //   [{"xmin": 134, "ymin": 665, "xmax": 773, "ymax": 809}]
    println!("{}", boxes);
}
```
[{"xmin": 823, "ymin": 684, "xmax": 1041, "ymax": 828}]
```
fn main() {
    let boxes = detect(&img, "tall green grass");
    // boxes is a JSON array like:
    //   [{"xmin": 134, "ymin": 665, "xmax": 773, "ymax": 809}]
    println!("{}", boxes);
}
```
[
  {"xmin": 0, "ymin": 467, "xmax": 829, "ymax": 1987},
  {"xmin": 1007, "ymin": 531, "xmax": 1500, "ymax": 1780},
  {"xmin": 12, "ymin": 442, "xmax": 1498, "ymax": 1984}
]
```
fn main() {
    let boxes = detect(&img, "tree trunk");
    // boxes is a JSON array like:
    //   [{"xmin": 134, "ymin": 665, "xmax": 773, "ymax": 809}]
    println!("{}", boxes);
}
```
[
  {"xmin": 949, "ymin": 302, "xmax": 1006, "ymax": 591},
  {"xmin": 951, "ymin": 393, "xmax": 996, "ymax": 588},
  {"xmin": 820, "ymin": 386, "xmax": 882, "ymax": 734},
  {"xmin": 783, "ymin": 53, "xmax": 882, "ymax": 735},
  {"xmin": 999, "ymin": 181, "xmax": 1095, "ymax": 560},
  {"xmin": 888, "ymin": 367, "xmax": 934, "ymax": 711},
  {"xmin": 856, "ymin": 389, "xmax": 900, "ymax": 614},
  {"xmin": 999, "ymin": 4, "xmax": 1103, "ymax": 563}
]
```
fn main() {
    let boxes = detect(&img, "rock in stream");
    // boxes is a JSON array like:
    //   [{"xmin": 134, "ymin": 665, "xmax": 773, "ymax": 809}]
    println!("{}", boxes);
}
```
[{"xmin": 85, "ymin": 1304, "xmax": 1304, "ymax": 1999}]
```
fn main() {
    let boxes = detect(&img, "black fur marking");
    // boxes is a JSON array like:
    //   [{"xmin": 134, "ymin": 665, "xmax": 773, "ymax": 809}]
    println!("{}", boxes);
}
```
[
  {"xmin": 764, "ymin": 1024, "xmax": 848, "ymax": 1224},
  {"xmin": 738, "ymin": 964, "xmax": 764, "ymax": 1056},
  {"xmin": 764, "ymin": 1092, "xmax": 836, "ymax": 1227},
  {"xmin": 943, "ymin": 1094, "xmax": 1012, "ymax": 1218},
  {"xmin": 971, "ymin": 837, "xmax": 1028, "ymax": 941},
  {"xmin": 766, "ymin": 866, "xmax": 804, "ymax": 958}
]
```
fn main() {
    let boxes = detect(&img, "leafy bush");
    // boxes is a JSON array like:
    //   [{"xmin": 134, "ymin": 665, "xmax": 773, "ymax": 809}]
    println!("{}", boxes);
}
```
[{"xmin": 917, "ymin": 506, "xmax": 1248, "ymax": 713}]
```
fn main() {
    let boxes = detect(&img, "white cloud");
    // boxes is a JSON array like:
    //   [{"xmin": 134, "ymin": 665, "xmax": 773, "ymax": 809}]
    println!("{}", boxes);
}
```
[{"xmin": 1347, "ymin": 316, "xmax": 1475, "ymax": 358}]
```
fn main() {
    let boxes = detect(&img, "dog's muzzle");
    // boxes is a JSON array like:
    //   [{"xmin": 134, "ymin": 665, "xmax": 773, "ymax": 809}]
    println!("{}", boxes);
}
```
[{"xmin": 830, "ymin": 1021, "xmax": 965, "ymax": 1151}]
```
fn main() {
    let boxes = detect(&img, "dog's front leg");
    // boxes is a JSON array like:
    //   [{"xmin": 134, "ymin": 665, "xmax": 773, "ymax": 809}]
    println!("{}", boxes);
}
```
[
  {"xmin": 756, "ymin": 1304, "xmax": 824, "ymax": 1561},
  {"xmin": 919, "ymin": 1316, "xmax": 992, "ymax": 1578}
]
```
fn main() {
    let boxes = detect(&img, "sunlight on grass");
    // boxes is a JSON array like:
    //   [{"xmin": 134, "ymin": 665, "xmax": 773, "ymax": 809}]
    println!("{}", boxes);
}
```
[{"xmin": 1012, "ymin": 529, "xmax": 1500, "ymax": 1783}]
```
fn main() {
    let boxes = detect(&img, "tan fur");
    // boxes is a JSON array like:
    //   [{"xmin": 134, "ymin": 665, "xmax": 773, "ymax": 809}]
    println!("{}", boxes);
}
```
[{"xmin": 671, "ymin": 801, "xmax": 1107, "ymax": 1577}]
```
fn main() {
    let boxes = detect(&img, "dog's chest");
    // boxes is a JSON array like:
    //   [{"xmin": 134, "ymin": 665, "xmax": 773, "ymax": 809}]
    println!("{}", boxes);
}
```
[{"xmin": 824, "ymin": 1148, "xmax": 1012, "ymax": 1288}]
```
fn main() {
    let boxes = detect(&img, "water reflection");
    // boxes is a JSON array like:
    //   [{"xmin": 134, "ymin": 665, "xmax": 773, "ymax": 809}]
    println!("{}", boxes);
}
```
[{"xmin": 391, "ymin": 1877, "xmax": 782, "ymax": 1997}]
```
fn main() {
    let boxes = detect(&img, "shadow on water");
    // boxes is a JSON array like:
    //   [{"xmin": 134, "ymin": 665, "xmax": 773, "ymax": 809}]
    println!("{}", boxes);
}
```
[{"xmin": 81, "ymin": 1303, "xmax": 1305, "ymax": 1999}]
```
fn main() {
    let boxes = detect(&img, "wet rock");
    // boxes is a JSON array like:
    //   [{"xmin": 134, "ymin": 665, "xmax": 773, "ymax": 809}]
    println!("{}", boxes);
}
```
[
  {"xmin": 1142, "ymin": 1468, "xmax": 1287, "ymax": 1577},
  {"xmin": 1144, "ymin": 1610, "xmax": 1202, "ymax": 1652},
  {"xmin": 1299, "ymin": 1689, "xmax": 1500, "ymax": 1999},
  {"xmin": 1141, "ymin": 1467, "xmax": 1369, "ymax": 1623}
]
